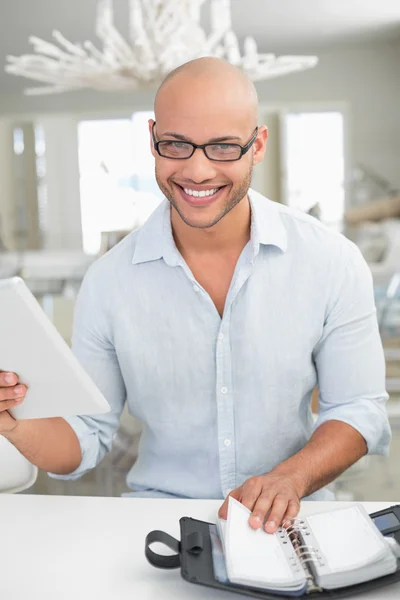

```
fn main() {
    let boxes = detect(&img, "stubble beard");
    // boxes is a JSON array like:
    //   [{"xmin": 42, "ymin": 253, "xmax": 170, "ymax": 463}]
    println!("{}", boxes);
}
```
[{"xmin": 155, "ymin": 164, "xmax": 253, "ymax": 230}]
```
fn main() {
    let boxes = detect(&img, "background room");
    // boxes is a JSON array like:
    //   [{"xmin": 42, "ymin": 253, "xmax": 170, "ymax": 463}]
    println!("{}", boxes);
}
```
[{"xmin": 0, "ymin": 0, "xmax": 399, "ymax": 499}]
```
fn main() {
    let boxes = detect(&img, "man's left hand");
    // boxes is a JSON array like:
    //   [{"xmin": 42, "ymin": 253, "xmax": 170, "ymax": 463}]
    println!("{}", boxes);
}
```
[{"xmin": 218, "ymin": 473, "xmax": 302, "ymax": 534}]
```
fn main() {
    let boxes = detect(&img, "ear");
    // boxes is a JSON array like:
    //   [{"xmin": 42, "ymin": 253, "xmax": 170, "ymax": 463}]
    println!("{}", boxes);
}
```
[
  {"xmin": 149, "ymin": 119, "xmax": 156, "ymax": 158},
  {"xmin": 252, "ymin": 125, "xmax": 268, "ymax": 166}
]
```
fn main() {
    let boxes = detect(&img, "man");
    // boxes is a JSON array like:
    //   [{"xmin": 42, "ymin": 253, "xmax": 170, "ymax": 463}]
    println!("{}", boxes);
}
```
[{"xmin": 0, "ymin": 58, "xmax": 390, "ymax": 534}]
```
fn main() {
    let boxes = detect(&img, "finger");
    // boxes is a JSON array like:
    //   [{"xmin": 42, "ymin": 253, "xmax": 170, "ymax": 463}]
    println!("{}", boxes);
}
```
[
  {"xmin": 0, "ymin": 385, "xmax": 26, "ymax": 402},
  {"xmin": 0, "ymin": 397, "xmax": 24, "ymax": 412},
  {"xmin": 248, "ymin": 491, "xmax": 274, "ymax": 529},
  {"xmin": 282, "ymin": 499, "xmax": 300, "ymax": 524},
  {"xmin": 264, "ymin": 495, "xmax": 290, "ymax": 534},
  {"xmin": 0, "ymin": 372, "xmax": 18, "ymax": 387},
  {"xmin": 240, "ymin": 478, "xmax": 264, "ymax": 519},
  {"xmin": 218, "ymin": 488, "xmax": 241, "ymax": 519}
]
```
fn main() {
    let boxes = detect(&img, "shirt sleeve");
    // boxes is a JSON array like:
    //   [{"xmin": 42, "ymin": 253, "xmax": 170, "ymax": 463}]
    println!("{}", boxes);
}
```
[
  {"xmin": 48, "ymin": 264, "xmax": 126, "ymax": 480},
  {"xmin": 312, "ymin": 238, "xmax": 391, "ymax": 456}
]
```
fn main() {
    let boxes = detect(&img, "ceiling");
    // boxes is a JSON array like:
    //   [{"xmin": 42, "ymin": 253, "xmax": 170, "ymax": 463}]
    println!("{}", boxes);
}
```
[{"xmin": 1, "ymin": 0, "xmax": 400, "ymax": 93}]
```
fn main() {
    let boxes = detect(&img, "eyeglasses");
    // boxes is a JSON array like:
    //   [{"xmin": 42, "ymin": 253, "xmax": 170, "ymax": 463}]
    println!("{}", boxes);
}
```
[{"xmin": 151, "ymin": 122, "xmax": 258, "ymax": 162}]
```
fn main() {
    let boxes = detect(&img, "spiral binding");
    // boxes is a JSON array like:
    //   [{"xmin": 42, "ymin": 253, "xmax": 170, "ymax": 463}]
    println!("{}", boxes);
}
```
[
  {"xmin": 283, "ymin": 517, "xmax": 304, "ymax": 526},
  {"xmin": 281, "ymin": 518, "xmax": 324, "ymax": 593}
]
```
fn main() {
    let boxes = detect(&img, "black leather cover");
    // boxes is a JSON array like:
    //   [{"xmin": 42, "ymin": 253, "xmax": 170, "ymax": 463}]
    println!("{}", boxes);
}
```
[{"xmin": 145, "ymin": 511, "xmax": 400, "ymax": 599}]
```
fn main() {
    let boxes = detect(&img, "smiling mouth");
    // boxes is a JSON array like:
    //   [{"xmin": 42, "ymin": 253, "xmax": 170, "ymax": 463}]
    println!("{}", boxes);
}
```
[
  {"xmin": 174, "ymin": 183, "xmax": 227, "ymax": 206},
  {"xmin": 180, "ymin": 186, "xmax": 221, "ymax": 198}
]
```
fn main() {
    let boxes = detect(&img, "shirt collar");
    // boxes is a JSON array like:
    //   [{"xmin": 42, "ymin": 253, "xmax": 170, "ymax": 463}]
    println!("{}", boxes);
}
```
[
  {"xmin": 131, "ymin": 189, "xmax": 287, "ymax": 266},
  {"xmin": 131, "ymin": 199, "xmax": 179, "ymax": 266},
  {"xmin": 248, "ymin": 189, "xmax": 288, "ymax": 254}
]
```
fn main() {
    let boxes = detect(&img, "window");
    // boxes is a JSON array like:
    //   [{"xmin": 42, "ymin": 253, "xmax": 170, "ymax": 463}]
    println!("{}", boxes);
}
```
[
  {"xmin": 78, "ymin": 112, "xmax": 162, "ymax": 255},
  {"xmin": 34, "ymin": 125, "xmax": 48, "ymax": 237},
  {"xmin": 281, "ymin": 111, "xmax": 346, "ymax": 231}
]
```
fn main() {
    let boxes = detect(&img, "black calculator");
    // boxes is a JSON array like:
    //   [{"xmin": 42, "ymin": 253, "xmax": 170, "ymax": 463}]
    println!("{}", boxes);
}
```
[{"xmin": 370, "ymin": 504, "xmax": 400, "ymax": 543}]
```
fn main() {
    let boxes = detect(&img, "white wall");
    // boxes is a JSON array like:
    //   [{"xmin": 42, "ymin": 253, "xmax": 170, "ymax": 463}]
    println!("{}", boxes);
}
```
[
  {"xmin": 0, "ymin": 120, "xmax": 17, "ymax": 249},
  {"xmin": 39, "ymin": 117, "xmax": 83, "ymax": 250}
]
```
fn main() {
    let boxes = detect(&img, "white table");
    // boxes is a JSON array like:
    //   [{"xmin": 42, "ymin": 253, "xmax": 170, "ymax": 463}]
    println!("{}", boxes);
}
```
[{"xmin": 1, "ymin": 496, "xmax": 398, "ymax": 600}]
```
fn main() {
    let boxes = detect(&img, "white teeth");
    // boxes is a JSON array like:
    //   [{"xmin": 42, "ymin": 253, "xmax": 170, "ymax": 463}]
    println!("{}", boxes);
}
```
[{"xmin": 183, "ymin": 187, "xmax": 220, "ymax": 198}]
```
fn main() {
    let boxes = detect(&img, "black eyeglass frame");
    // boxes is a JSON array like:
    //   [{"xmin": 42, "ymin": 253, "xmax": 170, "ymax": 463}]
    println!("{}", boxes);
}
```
[{"xmin": 151, "ymin": 122, "xmax": 259, "ymax": 162}]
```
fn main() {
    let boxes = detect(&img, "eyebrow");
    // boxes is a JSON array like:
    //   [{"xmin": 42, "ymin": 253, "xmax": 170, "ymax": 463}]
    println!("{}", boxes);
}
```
[{"xmin": 161, "ymin": 132, "xmax": 243, "ymax": 143}]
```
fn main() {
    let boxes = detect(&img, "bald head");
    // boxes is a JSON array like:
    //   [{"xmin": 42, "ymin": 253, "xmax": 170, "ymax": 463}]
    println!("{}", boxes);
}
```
[
  {"xmin": 150, "ymin": 57, "xmax": 268, "ymax": 232},
  {"xmin": 154, "ymin": 57, "xmax": 258, "ymax": 126}
]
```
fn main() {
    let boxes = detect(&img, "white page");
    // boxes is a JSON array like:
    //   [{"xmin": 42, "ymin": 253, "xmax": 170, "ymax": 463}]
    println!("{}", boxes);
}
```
[
  {"xmin": 217, "ymin": 518, "xmax": 227, "ymax": 547},
  {"xmin": 306, "ymin": 505, "xmax": 388, "ymax": 572},
  {"xmin": 225, "ymin": 497, "xmax": 295, "ymax": 585}
]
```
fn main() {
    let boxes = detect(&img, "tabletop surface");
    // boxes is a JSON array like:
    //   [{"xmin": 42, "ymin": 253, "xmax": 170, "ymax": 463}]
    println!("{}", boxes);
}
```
[{"xmin": 1, "ymin": 495, "xmax": 398, "ymax": 600}]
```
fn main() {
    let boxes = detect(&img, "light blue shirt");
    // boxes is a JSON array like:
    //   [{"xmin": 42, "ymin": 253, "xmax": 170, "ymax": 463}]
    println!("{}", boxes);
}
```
[{"xmin": 49, "ymin": 190, "xmax": 391, "ymax": 500}]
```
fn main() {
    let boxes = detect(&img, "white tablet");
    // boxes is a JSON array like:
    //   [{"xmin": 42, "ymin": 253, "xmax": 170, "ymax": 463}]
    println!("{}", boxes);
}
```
[{"xmin": 0, "ymin": 277, "xmax": 110, "ymax": 420}]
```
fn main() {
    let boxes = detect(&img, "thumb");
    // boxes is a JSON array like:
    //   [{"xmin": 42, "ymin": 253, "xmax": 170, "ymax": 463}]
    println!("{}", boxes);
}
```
[{"xmin": 218, "ymin": 487, "xmax": 242, "ymax": 520}]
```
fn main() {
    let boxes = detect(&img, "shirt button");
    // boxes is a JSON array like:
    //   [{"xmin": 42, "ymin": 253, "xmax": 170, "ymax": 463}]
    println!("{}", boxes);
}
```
[
  {"xmin": 193, "ymin": 284, "xmax": 200, "ymax": 292},
  {"xmin": 218, "ymin": 333, "xmax": 224, "ymax": 341},
  {"xmin": 220, "ymin": 386, "xmax": 228, "ymax": 394},
  {"xmin": 224, "ymin": 439, "xmax": 232, "ymax": 447}
]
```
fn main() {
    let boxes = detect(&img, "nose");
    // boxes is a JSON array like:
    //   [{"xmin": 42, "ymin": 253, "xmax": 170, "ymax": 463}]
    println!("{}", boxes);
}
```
[{"xmin": 180, "ymin": 148, "xmax": 218, "ymax": 183}]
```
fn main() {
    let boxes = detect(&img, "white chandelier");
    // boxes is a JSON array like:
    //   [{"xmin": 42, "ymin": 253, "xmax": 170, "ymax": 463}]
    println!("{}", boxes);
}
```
[{"xmin": 5, "ymin": 0, "xmax": 318, "ymax": 95}]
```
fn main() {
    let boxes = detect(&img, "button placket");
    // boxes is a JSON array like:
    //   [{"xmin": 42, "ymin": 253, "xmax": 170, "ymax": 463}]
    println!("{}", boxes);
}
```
[
  {"xmin": 215, "ymin": 310, "xmax": 236, "ymax": 494},
  {"xmin": 216, "ymin": 256, "xmax": 254, "ymax": 495}
]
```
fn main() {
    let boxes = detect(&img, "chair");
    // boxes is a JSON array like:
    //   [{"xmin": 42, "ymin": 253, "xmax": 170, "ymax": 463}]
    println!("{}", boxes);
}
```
[{"xmin": 0, "ymin": 435, "xmax": 38, "ymax": 493}]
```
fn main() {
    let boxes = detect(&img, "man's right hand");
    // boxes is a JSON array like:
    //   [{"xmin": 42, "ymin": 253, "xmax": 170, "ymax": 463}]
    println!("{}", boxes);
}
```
[
  {"xmin": 0, "ymin": 372, "xmax": 27, "ymax": 434},
  {"xmin": 0, "ymin": 372, "xmax": 80, "ymax": 475}
]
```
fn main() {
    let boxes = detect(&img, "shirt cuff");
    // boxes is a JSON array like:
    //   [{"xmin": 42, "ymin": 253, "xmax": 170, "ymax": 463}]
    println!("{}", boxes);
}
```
[
  {"xmin": 314, "ymin": 398, "xmax": 391, "ymax": 456},
  {"xmin": 47, "ymin": 415, "xmax": 101, "ymax": 481}
]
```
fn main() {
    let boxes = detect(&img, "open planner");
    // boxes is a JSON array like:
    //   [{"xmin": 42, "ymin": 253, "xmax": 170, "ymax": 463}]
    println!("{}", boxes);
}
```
[
  {"xmin": 145, "ymin": 500, "xmax": 400, "ymax": 599},
  {"xmin": 215, "ymin": 497, "xmax": 397, "ymax": 595}
]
